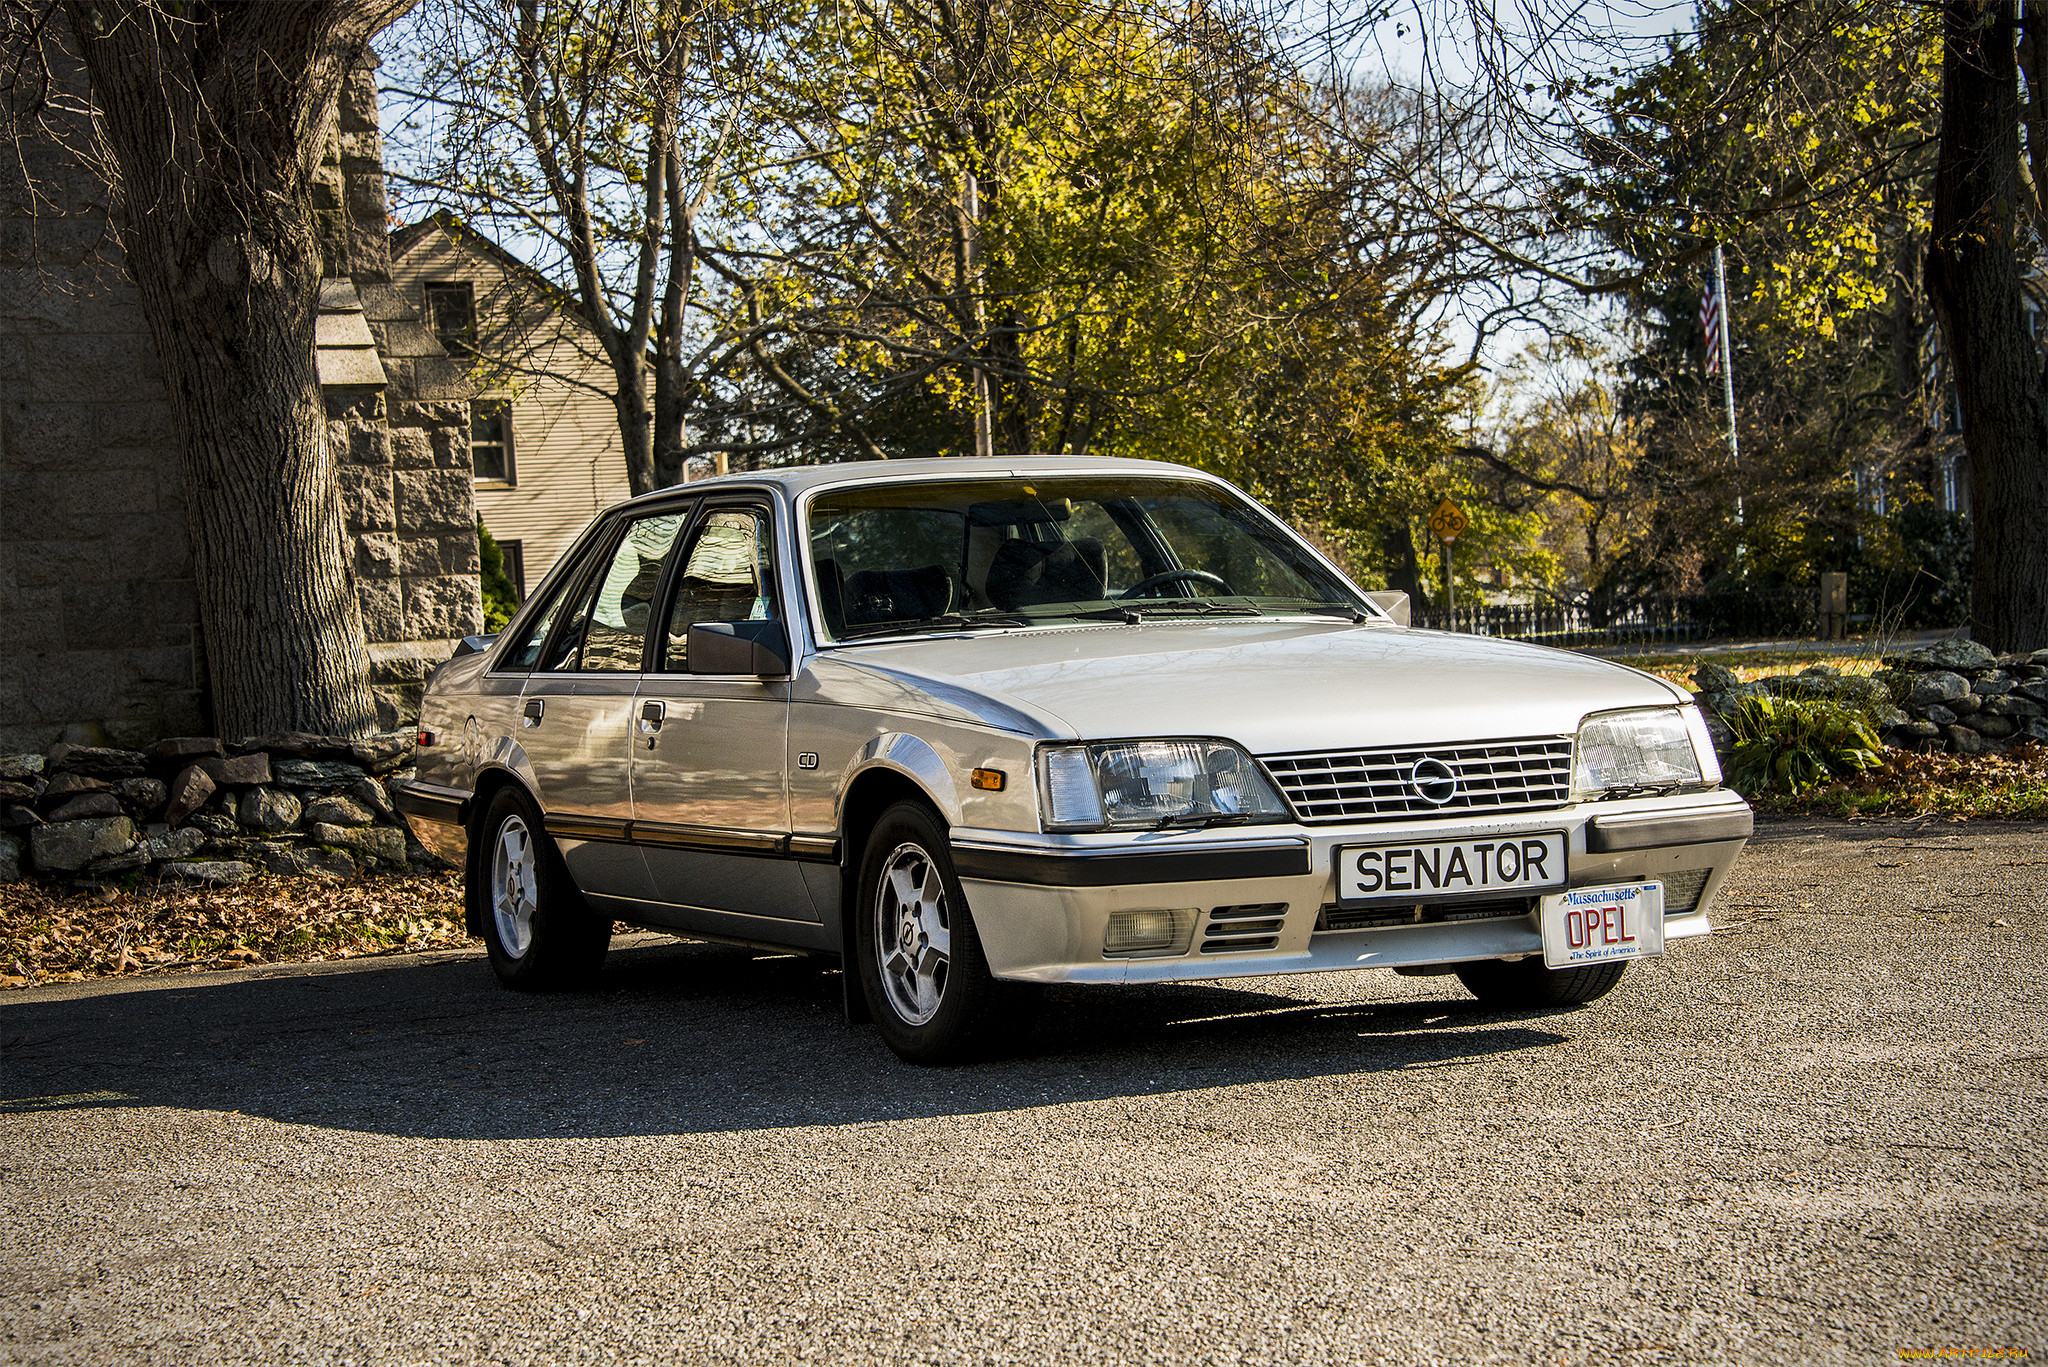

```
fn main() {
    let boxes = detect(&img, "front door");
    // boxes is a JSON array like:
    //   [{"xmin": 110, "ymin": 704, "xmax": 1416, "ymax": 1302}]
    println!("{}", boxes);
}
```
[
  {"xmin": 517, "ymin": 507, "xmax": 688, "ymax": 902},
  {"xmin": 630, "ymin": 502, "xmax": 812, "ymax": 923}
]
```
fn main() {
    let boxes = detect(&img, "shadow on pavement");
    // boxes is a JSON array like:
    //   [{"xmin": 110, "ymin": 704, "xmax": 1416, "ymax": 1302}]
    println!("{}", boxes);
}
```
[{"xmin": 0, "ymin": 939, "xmax": 1568, "ymax": 1140}]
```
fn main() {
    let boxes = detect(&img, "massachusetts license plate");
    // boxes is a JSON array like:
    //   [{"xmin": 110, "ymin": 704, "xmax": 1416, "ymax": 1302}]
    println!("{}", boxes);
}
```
[
  {"xmin": 1336, "ymin": 832, "xmax": 1566, "ymax": 905},
  {"xmin": 1539, "ymin": 883, "xmax": 1666, "ymax": 969}
]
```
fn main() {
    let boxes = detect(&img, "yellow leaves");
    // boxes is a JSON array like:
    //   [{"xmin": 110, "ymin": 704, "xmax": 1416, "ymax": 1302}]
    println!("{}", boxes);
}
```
[{"xmin": 0, "ymin": 873, "xmax": 471, "ymax": 986}]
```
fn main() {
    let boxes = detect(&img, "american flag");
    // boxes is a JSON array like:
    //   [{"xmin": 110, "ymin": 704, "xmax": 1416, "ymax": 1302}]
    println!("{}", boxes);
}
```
[{"xmin": 1700, "ymin": 278, "xmax": 1722, "ymax": 375}]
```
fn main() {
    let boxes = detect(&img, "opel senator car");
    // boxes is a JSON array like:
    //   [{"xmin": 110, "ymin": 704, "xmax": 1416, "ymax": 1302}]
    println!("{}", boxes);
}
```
[{"xmin": 394, "ymin": 457, "xmax": 1752, "ymax": 1062}]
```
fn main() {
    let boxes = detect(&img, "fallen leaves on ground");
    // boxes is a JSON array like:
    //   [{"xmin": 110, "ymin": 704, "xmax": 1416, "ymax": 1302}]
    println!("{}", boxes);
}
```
[
  {"xmin": 1754, "ymin": 741, "xmax": 2048, "ymax": 820},
  {"xmin": 1, "ymin": 872, "xmax": 471, "ymax": 989}
]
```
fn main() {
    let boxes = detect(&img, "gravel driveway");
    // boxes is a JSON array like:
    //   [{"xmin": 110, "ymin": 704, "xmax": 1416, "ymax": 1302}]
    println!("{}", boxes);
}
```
[{"xmin": 3, "ymin": 815, "xmax": 2044, "ymax": 1366}]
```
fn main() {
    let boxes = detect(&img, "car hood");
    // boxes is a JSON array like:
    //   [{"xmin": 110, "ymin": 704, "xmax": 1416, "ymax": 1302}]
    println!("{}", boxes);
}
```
[{"xmin": 810, "ymin": 621, "xmax": 1686, "ymax": 753}]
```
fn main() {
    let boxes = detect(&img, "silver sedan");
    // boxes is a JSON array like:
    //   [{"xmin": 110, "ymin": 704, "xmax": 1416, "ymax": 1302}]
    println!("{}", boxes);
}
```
[{"xmin": 394, "ymin": 457, "xmax": 1751, "ymax": 1062}]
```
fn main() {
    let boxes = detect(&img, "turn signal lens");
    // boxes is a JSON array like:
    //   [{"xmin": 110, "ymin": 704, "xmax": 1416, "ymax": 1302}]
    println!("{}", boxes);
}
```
[
  {"xmin": 417, "ymin": 729, "xmax": 436, "ymax": 748},
  {"xmin": 970, "ymin": 767, "xmax": 1006, "ymax": 791},
  {"xmin": 1104, "ymin": 909, "xmax": 1196, "ymax": 957}
]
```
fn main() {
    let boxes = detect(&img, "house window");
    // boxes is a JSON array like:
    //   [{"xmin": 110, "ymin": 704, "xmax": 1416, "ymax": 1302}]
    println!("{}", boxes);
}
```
[
  {"xmin": 472, "ymin": 400, "xmax": 514, "ymax": 484},
  {"xmin": 424, "ymin": 281, "xmax": 476, "ymax": 354},
  {"xmin": 500, "ymin": 540, "xmax": 526, "ymax": 599}
]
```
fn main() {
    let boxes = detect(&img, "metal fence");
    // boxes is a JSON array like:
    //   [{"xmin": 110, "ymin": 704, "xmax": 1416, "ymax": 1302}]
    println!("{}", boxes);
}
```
[{"xmin": 1409, "ymin": 589, "xmax": 1821, "ymax": 648}]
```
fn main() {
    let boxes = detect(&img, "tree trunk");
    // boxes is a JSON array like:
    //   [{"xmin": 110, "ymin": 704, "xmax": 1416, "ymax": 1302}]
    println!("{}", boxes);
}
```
[
  {"xmin": 614, "ymin": 350, "xmax": 656, "ymax": 495},
  {"xmin": 65, "ymin": 1, "xmax": 412, "ymax": 738},
  {"xmin": 1927, "ymin": 0, "xmax": 2048, "ymax": 653}
]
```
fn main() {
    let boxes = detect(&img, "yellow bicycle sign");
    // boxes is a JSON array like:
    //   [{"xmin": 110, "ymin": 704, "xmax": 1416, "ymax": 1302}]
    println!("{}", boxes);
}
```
[{"xmin": 1428, "ymin": 498, "xmax": 1469, "ymax": 543}]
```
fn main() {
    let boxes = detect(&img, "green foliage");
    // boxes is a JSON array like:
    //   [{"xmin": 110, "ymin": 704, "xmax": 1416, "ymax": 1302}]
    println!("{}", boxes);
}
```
[
  {"xmin": 1724, "ymin": 694, "xmax": 1884, "ymax": 797},
  {"xmin": 477, "ymin": 519, "xmax": 519, "ymax": 633},
  {"xmin": 1574, "ymin": 2, "xmax": 1946, "ymax": 594}
]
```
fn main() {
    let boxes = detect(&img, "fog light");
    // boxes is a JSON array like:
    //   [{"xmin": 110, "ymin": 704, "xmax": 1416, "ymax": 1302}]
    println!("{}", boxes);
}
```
[{"xmin": 1104, "ymin": 909, "xmax": 1195, "ymax": 957}]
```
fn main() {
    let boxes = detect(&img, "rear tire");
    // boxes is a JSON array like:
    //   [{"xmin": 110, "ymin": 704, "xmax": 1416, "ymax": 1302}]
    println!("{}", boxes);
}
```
[
  {"xmin": 477, "ymin": 786, "xmax": 611, "ymax": 991},
  {"xmin": 1455, "ymin": 957, "xmax": 1627, "ymax": 1008},
  {"xmin": 856, "ymin": 801, "xmax": 1001, "ymax": 1064}
]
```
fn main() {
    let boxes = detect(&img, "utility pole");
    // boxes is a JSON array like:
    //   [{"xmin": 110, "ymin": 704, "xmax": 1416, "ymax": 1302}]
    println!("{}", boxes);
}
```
[
  {"xmin": 1714, "ymin": 244, "xmax": 1743, "ymax": 528},
  {"xmin": 963, "ymin": 163, "xmax": 993, "ymax": 460}
]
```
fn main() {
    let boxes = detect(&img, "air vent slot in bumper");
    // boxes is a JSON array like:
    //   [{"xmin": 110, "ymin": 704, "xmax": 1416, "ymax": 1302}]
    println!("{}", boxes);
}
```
[{"xmin": 1200, "ymin": 902, "xmax": 1289, "ymax": 953}]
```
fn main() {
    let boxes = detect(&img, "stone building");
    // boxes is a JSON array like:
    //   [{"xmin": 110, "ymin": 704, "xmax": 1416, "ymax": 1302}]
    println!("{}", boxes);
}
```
[{"xmin": 0, "ymin": 53, "xmax": 482, "ymax": 750}]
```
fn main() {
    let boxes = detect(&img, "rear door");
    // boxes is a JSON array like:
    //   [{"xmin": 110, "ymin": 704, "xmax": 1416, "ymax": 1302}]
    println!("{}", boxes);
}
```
[
  {"xmin": 517, "ymin": 506, "xmax": 689, "ymax": 902},
  {"xmin": 630, "ymin": 499, "xmax": 812, "ymax": 924}
]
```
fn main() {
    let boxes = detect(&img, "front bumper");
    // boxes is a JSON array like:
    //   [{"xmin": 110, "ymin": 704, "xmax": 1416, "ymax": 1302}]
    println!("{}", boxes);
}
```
[{"xmin": 952, "ymin": 792, "xmax": 1751, "ymax": 984}]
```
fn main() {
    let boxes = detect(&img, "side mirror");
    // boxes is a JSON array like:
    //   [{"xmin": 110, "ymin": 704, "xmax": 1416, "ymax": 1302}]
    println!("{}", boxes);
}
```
[
  {"xmin": 687, "ymin": 620, "xmax": 791, "ymax": 676},
  {"xmin": 452, "ymin": 633, "xmax": 499, "ymax": 658},
  {"xmin": 1364, "ymin": 591, "xmax": 1410, "ymax": 626}
]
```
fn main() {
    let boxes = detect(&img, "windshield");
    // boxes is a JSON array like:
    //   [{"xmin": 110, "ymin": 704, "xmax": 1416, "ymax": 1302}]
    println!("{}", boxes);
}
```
[{"xmin": 805, "ymin": 476, "xmax": 1372, "ymax": 642}]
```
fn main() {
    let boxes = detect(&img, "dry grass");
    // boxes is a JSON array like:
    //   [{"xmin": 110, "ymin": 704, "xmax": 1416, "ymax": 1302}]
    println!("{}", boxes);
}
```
[
  {"xmin": 1593, "ymin": 649, "xmax": 1889, "ymax": 692},
  {"xmin": 1, "ymin": 871, "xmax": 470, "ymax": 989}
]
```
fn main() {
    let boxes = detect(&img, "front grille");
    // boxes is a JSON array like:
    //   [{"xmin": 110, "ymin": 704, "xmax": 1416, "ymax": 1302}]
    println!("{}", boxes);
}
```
[
  {"xmin": 1662, "ymin": 867, "xmax": 1712, "ymax": 916},
  {"xmin": 1261, "ymin": 737, "xmax": 1573, "ymax": 824},
  {"xmin": 1316, "ymin": 897, "xmax": 1534, "ymax": 933},
  {"xmin": 1200, "ymin": 903, "xmax": 1288, "ymax": 953}
]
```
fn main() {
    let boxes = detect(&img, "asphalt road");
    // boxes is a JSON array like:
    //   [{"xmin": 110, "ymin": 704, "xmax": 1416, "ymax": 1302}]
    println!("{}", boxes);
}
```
[{"xmin": 3, "ymin": 816, "xmax": 2044, "ymax": 1366}]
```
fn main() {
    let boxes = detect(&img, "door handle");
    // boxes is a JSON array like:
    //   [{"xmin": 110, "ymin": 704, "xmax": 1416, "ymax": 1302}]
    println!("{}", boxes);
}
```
[
  {"xmin": 638, "ymin": 700, "xmax": 666, "ymax": 733},
  {"xmin": 522, "ymin": 698, "xmax": 545, "ymax": 727}
]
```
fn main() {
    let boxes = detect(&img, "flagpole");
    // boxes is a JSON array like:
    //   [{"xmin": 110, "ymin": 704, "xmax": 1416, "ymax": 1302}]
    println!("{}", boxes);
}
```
[{"xmin": 1714, "ymin": 244, "xmax": 1743, "ymax": 529}]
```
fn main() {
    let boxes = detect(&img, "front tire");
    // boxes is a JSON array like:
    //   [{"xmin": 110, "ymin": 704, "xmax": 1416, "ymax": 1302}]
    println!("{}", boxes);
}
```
[
  {"xmin": 856, "ymin": 801, "xmax": 1000, "ymax": 1064},
  {"xmin": 1455, "ymin": 957, "xmax": 1627, "ymax": 1008},
  {"xmin": 478, "ymin": 787, "xmax": 611, "ymax": 991}
]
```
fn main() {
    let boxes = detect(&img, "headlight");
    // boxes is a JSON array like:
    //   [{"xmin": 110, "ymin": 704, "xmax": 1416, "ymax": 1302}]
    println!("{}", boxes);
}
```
[
  {"xmin": 1039, "ymin": 739, "xmax": 1293, "ymax": 831},
  {"xmin": 1573, "ymin": 708, "xmax": 1706, "ymax": 797}
]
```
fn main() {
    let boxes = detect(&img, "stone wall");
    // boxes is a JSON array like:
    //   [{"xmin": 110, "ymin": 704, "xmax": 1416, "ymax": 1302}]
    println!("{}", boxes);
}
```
[
  {"xmin": 1691, "ymin": 640, "xmax": 2048, "ymax": 756},
  {"xmin": 0, "ymin": 43, "xmax": 205, "ymax": 752},
  {"xmin": 0, "ymin": 734, "xmax": 439, "ymax": 886},
  {"xmin": 317, "ymin": 59, "xmax": 483, "ymax": 729},
  {"xmin": 0, "ymin": 43, "xmax": 480, "ymax": 746}
]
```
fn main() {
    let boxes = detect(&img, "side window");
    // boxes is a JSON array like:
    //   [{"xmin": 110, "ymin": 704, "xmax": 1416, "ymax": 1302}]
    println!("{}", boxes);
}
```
[
  {"xmin": 576, "ymin": 511, "xmax": 688, "ymax": 672},
  {"xmin": 661, "ymin": 507, "xmax": 776, "ymax": 671}
]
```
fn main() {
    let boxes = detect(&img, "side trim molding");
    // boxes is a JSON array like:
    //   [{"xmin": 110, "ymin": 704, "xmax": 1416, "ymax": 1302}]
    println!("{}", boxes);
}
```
[
  {"xmin": 544, "ymin": 813, "xmax": 839, "ymax": 864},
  {"xmin": 1586, "ymin": 804, "xmax": 1754, "ymax": 854},
  {"xmin": 952, "ymin": 840, "xmax": 1310, "ymax": 887},
  {"xmin": 391, "ymin": 780, "xmax": 470, "ymax": 828},
  {"xmin": 544, "ymin": 814, "xmax": 633, "ymax": 843}
]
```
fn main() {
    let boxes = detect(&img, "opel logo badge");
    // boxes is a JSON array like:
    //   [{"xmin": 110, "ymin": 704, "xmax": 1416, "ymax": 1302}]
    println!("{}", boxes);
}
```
[{"xmin": 1408, "ymin": 757, "xmax": 1459, "ymax": 806}]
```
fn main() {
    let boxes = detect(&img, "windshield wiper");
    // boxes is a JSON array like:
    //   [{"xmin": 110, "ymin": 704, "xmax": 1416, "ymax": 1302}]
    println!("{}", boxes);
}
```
[
  {"xmin": 1120, "ymin": 600, "xmax": 1263, "ymax": 618},
  {"xmin": 1154, "ymin": 811, "xmax": 1261, "ymax": 830},
  {"xmin": 837, "ymin": 612, "xmax": 1032, "ymax": 641},
  {"xmin": 1296, "ymin": 602, "xmax": 1371, "ymax": 622}
]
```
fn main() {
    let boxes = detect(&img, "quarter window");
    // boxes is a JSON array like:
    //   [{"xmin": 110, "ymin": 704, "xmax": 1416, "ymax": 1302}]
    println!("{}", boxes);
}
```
[
  {"xmin": 661, "ymin": 508, "xmax": 776, "ymax": 671},
  {"xmin": 503, "ymin": 560, "xmax": 595, "ymax": 671}
]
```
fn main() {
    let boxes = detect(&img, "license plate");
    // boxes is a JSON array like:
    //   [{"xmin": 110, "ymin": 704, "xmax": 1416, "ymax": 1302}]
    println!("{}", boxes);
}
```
[
  {"xmin": 1539, "ymin": 883, "xmax": 1665, "ymax": 969},
  {"xmin": 1336, "ymin": 832, "xmax": 1566, "ymax": 905}
]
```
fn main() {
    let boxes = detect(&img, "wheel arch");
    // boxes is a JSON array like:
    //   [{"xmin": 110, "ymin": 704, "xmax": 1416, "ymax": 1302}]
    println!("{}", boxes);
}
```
[
  {"xmin": 833, "ymin": 752, "xmax": 955, "ymax": 1024},
  {"xmin": 462, "ymin": 764, "xmax": 541, "ymax": 937}
]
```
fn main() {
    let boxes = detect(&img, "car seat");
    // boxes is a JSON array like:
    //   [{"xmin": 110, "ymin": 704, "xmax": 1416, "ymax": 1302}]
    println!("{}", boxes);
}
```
[
  {"xmin": 984, "ymin": 538, "xmax": 1108, "ymax": 609},
  {"xmin": 841, "ymin": 564, "xmax": 957, "ymax": 627}
]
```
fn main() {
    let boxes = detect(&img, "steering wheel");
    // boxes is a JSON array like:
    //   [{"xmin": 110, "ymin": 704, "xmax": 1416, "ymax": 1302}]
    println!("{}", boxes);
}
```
[{"xmin": 1118, "ymin": 568, "xmax": 1235, "ymax": 600}]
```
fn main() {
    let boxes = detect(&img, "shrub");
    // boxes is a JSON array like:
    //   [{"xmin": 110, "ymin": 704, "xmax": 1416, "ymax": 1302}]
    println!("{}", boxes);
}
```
[
  {"xmin": 477, "ymin": 518, "xmax": 519, "ymax": 633},
  {"xmin": 1725, "ymin": 694, "xmax": 1885, "ymax": 796}
]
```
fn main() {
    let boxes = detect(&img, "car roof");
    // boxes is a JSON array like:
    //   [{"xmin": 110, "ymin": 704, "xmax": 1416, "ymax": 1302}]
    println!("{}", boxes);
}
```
[{"xmin": 610, "ymin": 455, "xmax": 1220, "ymax": 511}]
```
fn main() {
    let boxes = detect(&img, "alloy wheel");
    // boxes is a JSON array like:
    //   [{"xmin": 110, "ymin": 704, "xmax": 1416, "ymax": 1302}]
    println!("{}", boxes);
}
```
[
  {"xmin": 492, "ymin": 815, "xmax": 540, "ymax": 958},
  {"xmin": 874, "ymin": 841, "xmax": 952, "ymax": 1025}
]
